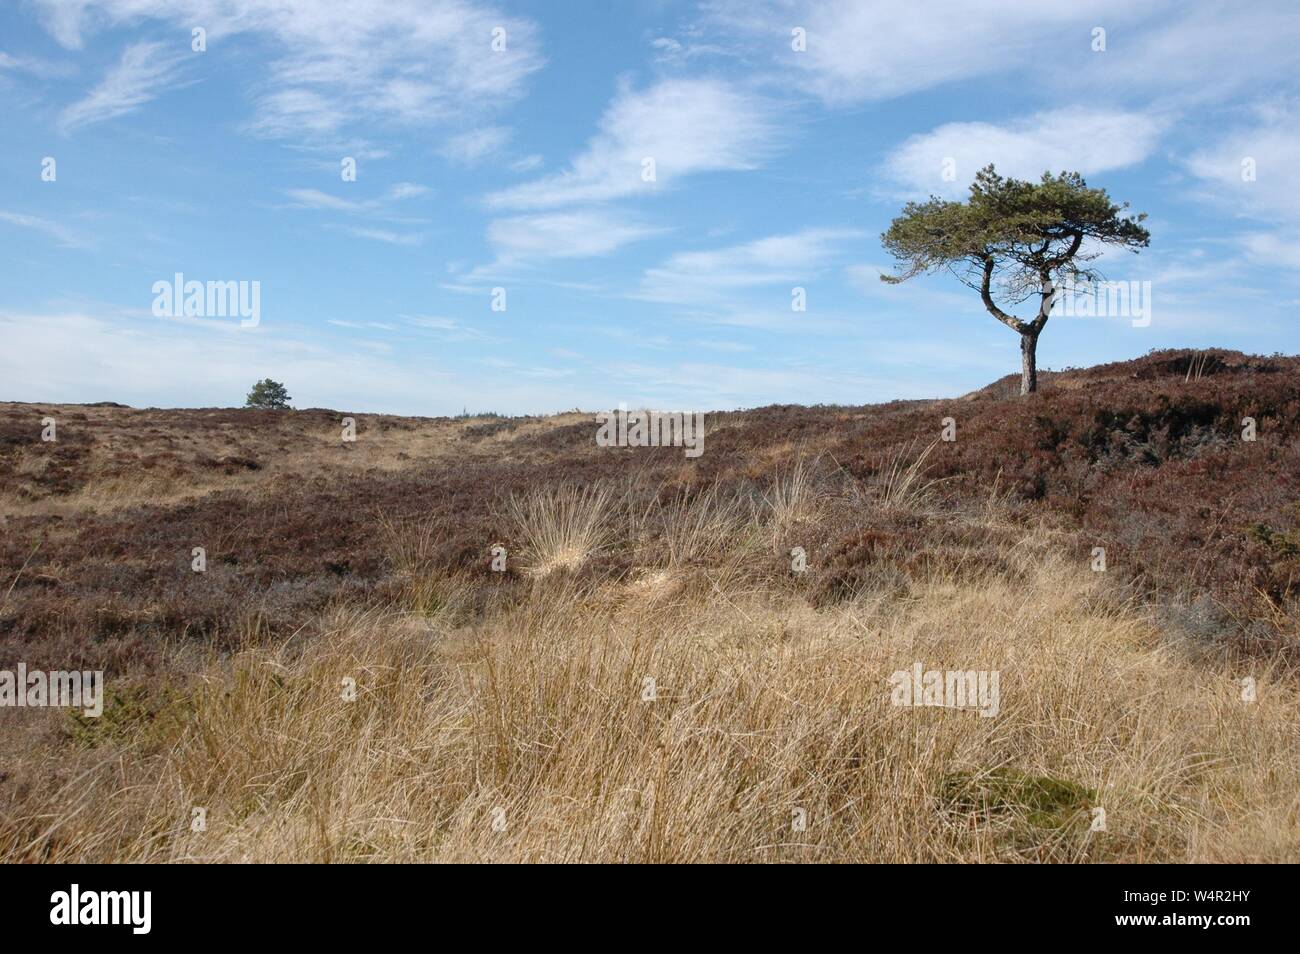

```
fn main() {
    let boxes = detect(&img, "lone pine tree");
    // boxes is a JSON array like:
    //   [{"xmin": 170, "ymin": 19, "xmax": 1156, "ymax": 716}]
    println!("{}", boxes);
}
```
[
  {"xmin": 881, "ymin": 165, "xmax": 1150, "ymax": 394},
  {"xmin": 245, "ymin": 378, "xmax": 291, "ymax": 409}
]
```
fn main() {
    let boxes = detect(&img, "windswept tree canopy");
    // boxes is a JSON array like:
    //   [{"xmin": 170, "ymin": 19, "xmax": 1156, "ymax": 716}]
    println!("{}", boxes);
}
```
[{"xmin": 881, "ymin": 165, "xmax": 1150, "ymax": 336}]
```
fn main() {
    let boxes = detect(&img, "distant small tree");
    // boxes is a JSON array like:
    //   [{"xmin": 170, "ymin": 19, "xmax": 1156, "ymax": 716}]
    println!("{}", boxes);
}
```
[
  {"xmin": 245, "ymin": 378, "xmax": 291, "ymax": 409},
  {"xmin": 881, "ymin": 164, "xmax": 1150, "ymax": 395}
]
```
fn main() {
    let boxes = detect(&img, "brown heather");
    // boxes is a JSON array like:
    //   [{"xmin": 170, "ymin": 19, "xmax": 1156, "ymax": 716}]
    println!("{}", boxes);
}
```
[{"xmin": 1, "ymin": 348, "xmax": 1298, "ymax": 862}]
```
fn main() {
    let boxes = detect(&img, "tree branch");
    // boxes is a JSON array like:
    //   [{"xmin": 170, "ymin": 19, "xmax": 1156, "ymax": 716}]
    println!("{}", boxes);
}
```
[
  {"xmin": 980, "ymin": 256, "xmax": 1026, "ymax": 333},
  {"xmin": 1028, "ymin": 230, "xmax": 1083, "ymax": 334},
  {"xmin": 1044, "ymin": 230, "xmax": 1083, "ymax": 270}
]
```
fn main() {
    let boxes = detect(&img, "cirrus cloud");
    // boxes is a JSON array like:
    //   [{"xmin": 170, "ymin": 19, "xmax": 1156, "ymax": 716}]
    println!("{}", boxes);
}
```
[
  {"xmin": 37, "ymin": 0, "xmax": 543, "ymax": 141},
  {"xmin": 884, "ymin": 108, "xmax": 1165, "ymax": 197},
  {"xmin": 487, "ymin": 78, "xmax": 782, "ymax": 209}
]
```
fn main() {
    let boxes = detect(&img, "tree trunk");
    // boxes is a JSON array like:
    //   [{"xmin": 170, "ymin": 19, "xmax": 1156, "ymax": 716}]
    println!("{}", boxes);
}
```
[{"xmin": 1020, "ymin": 331, "xmax": 1039, "ymax": 395}]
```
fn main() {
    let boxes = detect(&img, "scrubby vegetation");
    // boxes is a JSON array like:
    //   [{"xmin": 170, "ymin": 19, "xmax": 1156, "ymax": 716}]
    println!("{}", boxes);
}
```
[{"xmin": 1, "ymin": 349, "xmax": 1297, "ymax": 862}]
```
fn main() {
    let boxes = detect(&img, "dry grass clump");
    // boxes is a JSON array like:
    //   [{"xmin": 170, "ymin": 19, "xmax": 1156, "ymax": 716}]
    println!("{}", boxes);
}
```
[
  {"xmin": 763, "ymin": 457, "xmax": 821, "ymax": 536},
  {"xmin": 617, "ymin": 484, "xmax": 766, "ymax": 606},
  {"xmin": 655, "ymin": 484, "xmax": 761, "ymax": 578},
  {"xmin": 3, "ymin": 517, "xmax": 1296, "ymax": 863},
  {"xmin": 866, "ymin": 438, "xmax": 947, "ymax": 513},
  {"xmin": 507, "ymin": 483, "xmax": 617, "ymax": 577}
]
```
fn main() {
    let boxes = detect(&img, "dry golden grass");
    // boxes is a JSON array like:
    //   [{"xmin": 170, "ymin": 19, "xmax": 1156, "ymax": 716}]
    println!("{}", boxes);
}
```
[
  {"xmin": 763, "ymin": 457, "xmax": 822, "ymax": 546},
  {"xmin": 656, "ymin": 484, "xmax": 756, "ymax": 567},
  {"xmin": 3, "ymin": 480, "xmax": 1296, "ymax": 864},
  {"xmin": 871, "ymin": 438, "xmax": 947, "ymax": 513},
  {"xmin": 507, "ymin": 483, "xmax": 617, "ymax": 577},
  {"xmin": 0, "ymin": 402, "xmax": 578, "ymax": 518}
]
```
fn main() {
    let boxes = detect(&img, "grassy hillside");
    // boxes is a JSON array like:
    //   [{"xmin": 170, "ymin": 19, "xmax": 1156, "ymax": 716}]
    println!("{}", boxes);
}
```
[{"xmin": 2, "ymin": 348, "xmax": 1298, "ymax": 862}]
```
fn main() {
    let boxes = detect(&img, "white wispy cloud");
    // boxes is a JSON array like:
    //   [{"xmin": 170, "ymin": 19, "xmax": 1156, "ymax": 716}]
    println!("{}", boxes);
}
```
[
  {"xmin": 637, "ymin": 228, "xmax": 865, "ymax": 305},
  {"xmin": 401, "ymin": 315, "xmax": 492, "ymax": 341},
  {"xmin": 692, "ymin": 1, "xmax": 1300, "ymax": 111},
  {"xmin": 648, "ymin": 35, "xmax": 732, "ymax": 66},
  {"xmin": 284, "ymin": 189, "xmax": 367, "ymax": 213},
  {"xmin": 0, "ymin": 210, "xmax": 87, "ymax": 248},
  {"xmin": 328, "ymin": 319, "xmax": 398, "ymax": 330},
  {"xmin": 36, "ymin": 0, "xmax": 544, "ymax": 141},
  {"xmin": 844, "ymin": 263, "xmax": 973, "ymax": 310},
  {"xmin": 250, "ymin": 89, "xmax": 344, "ymax": 138},
  {"xmin": 1180, "ymin": 104, "xmax": 1300, "ymax": 278},
  {"xmin": 487, "ymin": 78, "xmax": 782, "ymax": 209},
  {"xmin": 440, "ymin": 126, "xmax": 512, "ymax": 165},
  {"xmin": 58, "ymin": 41, "xmax": 184, "ymax": 133},
  {"xmin": 697, "ymin": 0, "xmax": 1139, "ymax": 104},
  {"xmin": 386, "ymin": 182, "xmax": 431, "ymax": 201},
  {"xmin": 884, "ymin": 109, "xmax": 1165, "ymax": 197},
  {"xmin": 468, "ymin": 77, "xmax": 782, "ymax": 275},
  {"xmin": 1241, "ymin": 232, "xmax": 1300, "ymax": 271},
  {"xmin": 338, "ymin": 226, "xmax": 422, "ymax": 246},
  {"xmin": 284, "ymin": 182, "xmax": 431, "ymax": 243},
  {"xmin": 285, "ymin": 184, "xmax": 430, "ymax": 212},
  {"xmin": 486, "ymin": 210, "xmax": 666, "ymax": 265},
  {"xmin": 1184, "ymin": 105, "xmax": 1300, "ymax": 225},
  {"xmin": 0, "ymin": 50, "xmax": 74, "ymax": 78},
  {"xmin": 1088, "ymin": 2, "xmax": 1300, "ymax": 105}
]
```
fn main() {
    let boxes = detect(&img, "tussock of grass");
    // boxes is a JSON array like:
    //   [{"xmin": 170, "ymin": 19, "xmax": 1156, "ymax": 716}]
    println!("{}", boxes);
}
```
[
  {"xmin": 657, "ymin": 486, "xmax": 744, "ymax": 566},
  {"xmin": 764, "ymin": 458, "xmax": 821, "ymax": 541},
  {"xmin": 873, "ymin": 438, "xmax": 946, "ymax": 513},
  {"xmin": 508, "ymin": 483, "xmax": 616, "ymax": 577}
]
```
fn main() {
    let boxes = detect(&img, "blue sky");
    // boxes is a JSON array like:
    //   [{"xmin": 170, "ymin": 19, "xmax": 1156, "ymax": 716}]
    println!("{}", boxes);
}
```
[{"xmin": 1, "ymin": 0, "xmax": 1298, "ymax": 415}]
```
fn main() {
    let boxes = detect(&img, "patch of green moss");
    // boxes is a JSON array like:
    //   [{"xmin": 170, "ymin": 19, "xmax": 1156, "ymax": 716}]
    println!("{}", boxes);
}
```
[
  {"xmin": 1248, "ymin": 504, "xmax": 1300, "ymax": 560},
  {"xmin": 941, "ymin": 768, "xmax": 1095, "ymax": 830},
  {"xmin": 64, "ymin": 683, "xmax": 193, "ymax": 750}
]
